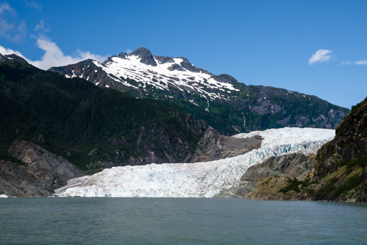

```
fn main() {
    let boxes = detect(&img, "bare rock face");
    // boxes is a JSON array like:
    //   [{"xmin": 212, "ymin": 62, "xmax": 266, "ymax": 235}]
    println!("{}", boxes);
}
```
[
  {"xmin": 0, "ymin": 160, "xmax": 51, "ymax": 197},
  {"xmin": 0, "ymin": 141, "xmax": 84, "ymax": 197},
  {"xmin": 243, "ymin": 153, "xmax": 313, "ymax": 182},
  {"xmin": 186, "ymin": 127, "xmax": 262, "ymax": 162},
  {"xmin": 216, "ymin": 153, "xmax": 315, "ymax": 199}
]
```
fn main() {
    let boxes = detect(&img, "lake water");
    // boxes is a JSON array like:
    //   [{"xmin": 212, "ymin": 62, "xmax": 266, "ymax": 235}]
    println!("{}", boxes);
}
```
[{"xmin": 0, "ymin": 198, "xmax": 366, "ymax": 244}]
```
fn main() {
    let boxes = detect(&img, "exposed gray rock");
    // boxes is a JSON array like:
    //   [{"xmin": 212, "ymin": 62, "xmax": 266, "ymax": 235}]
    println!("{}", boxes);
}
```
[
  {"xmin": 216, "ymin": 153, "xmax": 313, "ymax": 198},
  {"xmin": 179, "ymin": 58, "xmax": 200, "ymax": 73},
  {"xmin": 0, "ymin": 141, "xmax": 84, "ymax": 197},
  {"xmin": 186, "ymin": 127, "xmax": 262, "ymax": 162},
  {"xmin": 129, "ymin": 47, "xmax": 157, "ymax": 66},
  {"xmin": 118, "ymin": 52, "xmax": 128, "ymax": 59},
  {"xmin": 242, "ymin": 153, "xmax": 312, "ymax": 182},
  {"xmin": 0, "ymin": 53, "xmax": 28, "ymax": 64},
  {"xmin": 213, "ymin": 74, "xmax": 239, "ymax": 85},
  {"xmin": 154, "ymin": 55, "xmax": 175, "ymax": 64}
]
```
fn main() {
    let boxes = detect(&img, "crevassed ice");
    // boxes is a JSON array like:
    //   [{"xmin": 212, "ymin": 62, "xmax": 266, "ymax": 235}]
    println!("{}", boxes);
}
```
[{"xmin": 54, "ymin": 128, "xmax": 335, "ymax": 198}]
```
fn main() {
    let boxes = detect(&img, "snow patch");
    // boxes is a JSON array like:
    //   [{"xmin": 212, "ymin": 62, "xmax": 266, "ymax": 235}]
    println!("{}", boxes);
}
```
[{"xmin": 90, "ymin": 55, "xmax": 239, "ymax": 102}]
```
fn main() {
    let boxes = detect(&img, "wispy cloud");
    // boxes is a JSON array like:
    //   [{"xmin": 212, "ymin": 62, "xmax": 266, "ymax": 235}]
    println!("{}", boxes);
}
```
[
  {"xmin": 23, "ymin": 0, "xmax": 42, "ymax": 11},
  {"xmin": 0, "ymin": 2, "xmax": 13, "ymax": 14},
  {"xmin": 0, "ymin": 2, "xmax": 27, "ymax": 43},
  {"xmin": 28, "ymin": 37, "xmax": 108, "ymax": 69},
  {"xmin": 0, "ymin": 37, "xmax": 109, "ymax": 70},
  {"xmin": 125, "ymin": 49, "xmax": 132, "ymax": 54},
  {"xmin": 339, "ymin": 61, "xmax": 351, "ymax": 66},
  {"xmin": 355, "ymin": 60, "xmax": 367, "ymax": 65},
  {"xmin": 308, "ymin": 49, "xmax": 333, "ymax": 65},
  {"xmin": 34, "ymin": 20, "xmax": 49, "ymax": 33},
  {"xmin": 0, "ymin": 45, "xmax": 27, "ymax": 58}
]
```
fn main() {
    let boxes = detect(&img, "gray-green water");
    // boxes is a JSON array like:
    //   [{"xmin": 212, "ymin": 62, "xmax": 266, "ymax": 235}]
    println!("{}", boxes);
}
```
[{"xmin": 0, "ymin": 198, "xmax": 366, "ymax": 244}]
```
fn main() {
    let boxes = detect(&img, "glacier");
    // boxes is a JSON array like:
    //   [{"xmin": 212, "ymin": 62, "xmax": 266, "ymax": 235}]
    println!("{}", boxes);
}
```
[{"xmin": 54, "ymin": 127, "xmax": 335, "ymax": 198}]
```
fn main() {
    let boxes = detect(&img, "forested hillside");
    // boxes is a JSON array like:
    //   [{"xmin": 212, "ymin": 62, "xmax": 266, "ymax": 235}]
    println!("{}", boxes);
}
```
[{"xmin": 0, "ymin": 61, "xmax": 210, "ymax": 172}]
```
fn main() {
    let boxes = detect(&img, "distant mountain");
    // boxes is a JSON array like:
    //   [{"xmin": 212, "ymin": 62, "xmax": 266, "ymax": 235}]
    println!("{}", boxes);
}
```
[
  {"xmin": 0, "ymin": 53, "xmax": 28, "ymax": 64},
  {"xmin": 0, "ymin": 58, "xmax": 261, "ymax": 174},
  {"xmin": 50, "ymin": 47, "xmax": 349, "ymax": 135}
]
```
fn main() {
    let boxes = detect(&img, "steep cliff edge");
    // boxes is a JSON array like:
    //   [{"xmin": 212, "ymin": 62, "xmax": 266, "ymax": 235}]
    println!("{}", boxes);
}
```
[
  {"xmin": 216, "ymin": 153, "xmax": 316, "ymax": 199},
  {"xmin": 225, "ymin": 97, "xmax": 367, "ymax": 202},
  {"xmin": 313, "ymin": 97, "xmax": 367, "ymax": 202},
  {"xmin": 186, "ymin": 127, "xmax": 262, "ymax": 162},
  {"xmin": 0, "ymin": 141, "xmax": 84, "ymax": 197}
]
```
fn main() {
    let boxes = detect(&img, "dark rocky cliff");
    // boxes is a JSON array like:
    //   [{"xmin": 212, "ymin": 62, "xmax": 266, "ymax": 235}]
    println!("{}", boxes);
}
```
[
  {"xmin": 222, "ymin": 97, "xmax": 367, "ymax": 202},
  {"xmin": 215, "ymin": 153, "xmax": 316, "ymax": 199},
  {"xmin": 313, "ymin": 97, "xmax": 367, "ymax": 202},
  {"xmin": 0, "ymin": 141, "xmax": 84, "ymax": 197}
]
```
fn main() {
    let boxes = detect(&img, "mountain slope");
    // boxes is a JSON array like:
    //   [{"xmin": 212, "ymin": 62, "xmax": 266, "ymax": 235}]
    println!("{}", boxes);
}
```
[
  {"xmin": 223, "ymin": 98, "xmax": 367, "ymax": 202},
  {"xmin": 0, "ymin": 58, "xmax": 261, "ymax": 173},
  {"xmin": 312, "ymin": 97, "xmax": 367, "ymax": 201},
  {"xmin": 0, "ymin": 140, "xmax": 84, "ymax": 197},
  {"xmin": 50, "ymin": 47, "xmax": 349, "ymax": 135}
]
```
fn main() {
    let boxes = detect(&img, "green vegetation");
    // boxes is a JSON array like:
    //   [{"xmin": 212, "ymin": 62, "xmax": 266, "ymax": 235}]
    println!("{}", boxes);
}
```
[
  {"xmin": 334, "ymin": 175, "xmax": 363, "ymax": 197},
  {"xmin": 316, "ymin": 183, "xmax": 335, "ymax": 197},
  {"xmin": 338, "ymin": 156, "xmax": 367, "ymax": 175},
  {"xmin": 0, "ymin": 61, "xmax": 204, "ymax": 171},
  {"xmin": 351, "ymin": 97, "xmax": 367, "ymax": 112},
  {"xmin": 330, "ymin": 177, "xmax": 339, "ymax": 184},
  {"xmin": 120, "ymin": 72, "xmax": 349, "ymax": 135},
  {"xmin": 279, "ymin": 177, "xmax": 310, "ymax": 194}
]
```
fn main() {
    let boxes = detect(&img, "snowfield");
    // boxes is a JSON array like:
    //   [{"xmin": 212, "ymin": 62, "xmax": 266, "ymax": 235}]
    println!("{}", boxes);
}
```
[
  {"xmin": 54, "ymin": 128, "xmax": 335, "ymax": 198},
  {"xmin": 91, "ymin": 53, "xmax": 239, "ymax": 101}
]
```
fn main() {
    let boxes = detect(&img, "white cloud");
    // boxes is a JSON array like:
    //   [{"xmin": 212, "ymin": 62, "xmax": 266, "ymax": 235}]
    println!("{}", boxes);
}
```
[
  {"xmin": 0, "ymin": 2, "xmax": 27, "ymax": 42},
  {"xmin": 308, "ymin": 49, "xmax": 333, "ymax": 65},
  {"xmin": 355, "ymin": 60, "xmax": 367, "ymax": 65},
  {"xmin": 0, "ymin": 37, "xmax": 108, "ymax": 70},
  {"xmin": 339, "ymin": 61, "xmax": 351, "ymax": 66},
  {"xmin": 29, "ymin": 38, "xmax": 108, "ymax": 70},
  {"xmin": 125, "ymin": 49, "xmax": 132, "ymax": 54},
  {"xmin": 23, "ymin": 0, "xmax": 42, "ymax": 11},
  {"xmin": 0, "ymin": 45, "xmax": 27, "ymax": 58},
  {"xmin": 0, "ymin": 2, "xmax": 13, "ymax": 14},
  {"xmin": 34, "ymin": 20, "xmax": 47, "ymax": 31}
]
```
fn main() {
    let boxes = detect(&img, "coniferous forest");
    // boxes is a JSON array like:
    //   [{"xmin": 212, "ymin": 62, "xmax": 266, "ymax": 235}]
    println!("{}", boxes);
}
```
[{"xmin": 0, "ymin": 61, "xmax": 207, "ymax": 171}]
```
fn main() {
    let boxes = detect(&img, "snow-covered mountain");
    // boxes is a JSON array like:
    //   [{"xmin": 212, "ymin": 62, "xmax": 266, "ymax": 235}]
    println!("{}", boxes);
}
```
[
  {"xmin": 54, "ymin": 127, "xmax": 335, "ymax": 198},
  {"xmin": 50, "ymin": 47, "xmax": 349, "ymax": 135}
]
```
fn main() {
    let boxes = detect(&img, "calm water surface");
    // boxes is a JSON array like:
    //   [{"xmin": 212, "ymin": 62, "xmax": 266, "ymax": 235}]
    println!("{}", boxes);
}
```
[{"xmin": 0, "ymin": 198, "xmax": 366, "ymax": 244}]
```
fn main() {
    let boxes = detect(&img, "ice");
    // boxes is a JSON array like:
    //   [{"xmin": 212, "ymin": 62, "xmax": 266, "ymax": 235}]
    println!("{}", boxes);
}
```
[
  {"xmin": 233, "ymin": 127, "xmax": 335, "ymax": 148},
  {"xmin": 54, "ymin": 128, "xmax": 335, "ymax": 198},
  {"xmin": 0, "ymin": 194, "xmax": 8, "ymax": 198}
]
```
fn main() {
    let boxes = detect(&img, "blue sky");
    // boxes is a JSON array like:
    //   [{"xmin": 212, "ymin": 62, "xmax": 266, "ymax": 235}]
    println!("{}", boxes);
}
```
[{"xmin": 0, "ymin": 0, "xmax": 366, "ymax": 109}]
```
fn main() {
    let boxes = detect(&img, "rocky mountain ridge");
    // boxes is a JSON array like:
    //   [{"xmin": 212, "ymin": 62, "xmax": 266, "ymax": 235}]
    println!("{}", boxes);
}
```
[{"xmin": 49, "ymin": 47, "xmax": 349, "ymax": 135}]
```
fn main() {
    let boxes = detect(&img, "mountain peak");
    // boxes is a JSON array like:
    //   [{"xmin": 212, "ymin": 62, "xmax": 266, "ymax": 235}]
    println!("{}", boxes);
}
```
[
  {"xmin": 0, "ymin": 53, "xmax": 28, "ymax": 64},
  {"xmin": 129, "ymin": 47, "xmax": 157, "ymax": 66},
  {"xmin": 118, "ymin": 52, "xmax": 128, "ymax": 59}
]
